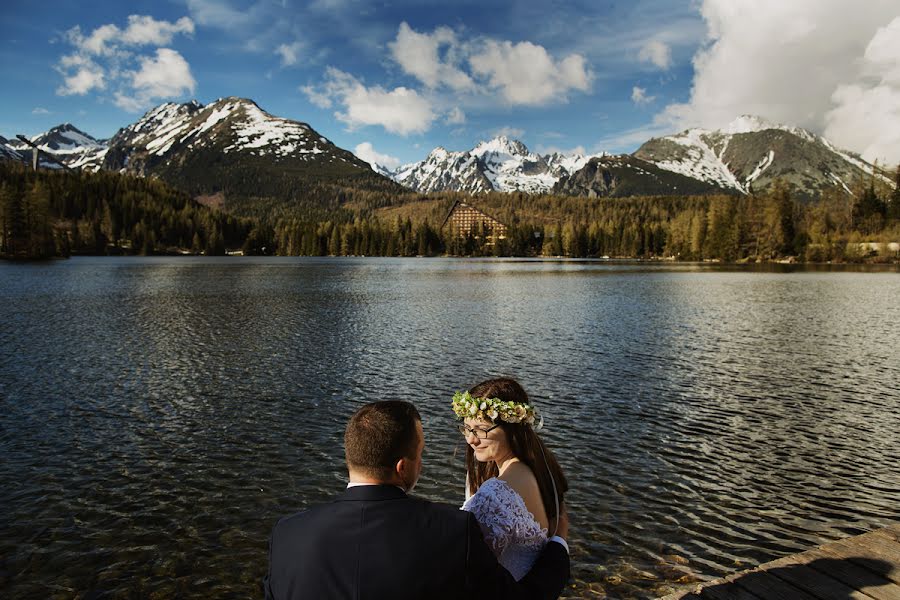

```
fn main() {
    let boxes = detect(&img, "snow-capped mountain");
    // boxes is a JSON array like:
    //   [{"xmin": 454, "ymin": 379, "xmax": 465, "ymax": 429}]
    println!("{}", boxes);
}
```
[
  {"xmin": 553, "ymin": 154, "xmax": 733, "ymax": 198},
  {"xmin": 632, "ymin": 115, "xmax": 888, "ymax": 199},
  {"xmin": 0, "ymin": 135, "xmax": 24, "ymax": 162},
  {"xmin": 99, "ymin": 97, "xmax": 394, "ymax": 200},
  {"xmin": 104, "ymin": 97, "xmax": 369, "ymax": 174},
  {"xmin": 385, "ymin": 136, "xmax": 603, "ymax": 194},
  {"xmin": 7, "ymin": 124, "xmax": 108, "ymax": 171}
]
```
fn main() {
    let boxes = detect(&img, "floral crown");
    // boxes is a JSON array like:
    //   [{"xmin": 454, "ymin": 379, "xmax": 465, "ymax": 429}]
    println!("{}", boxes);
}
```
[{"xmin": 451, "ymin": 391, "xmax": 542, "ymax": 428}]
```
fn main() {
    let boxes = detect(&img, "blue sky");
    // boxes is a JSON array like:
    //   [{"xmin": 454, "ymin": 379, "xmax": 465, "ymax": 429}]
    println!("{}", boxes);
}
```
[{"xmin": 3, "ymin": 1, "xmax": 900, "ymax": 166}]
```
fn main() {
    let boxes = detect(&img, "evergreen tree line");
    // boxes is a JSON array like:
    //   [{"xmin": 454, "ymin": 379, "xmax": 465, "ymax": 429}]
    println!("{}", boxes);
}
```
[
  {"xmin": 0, "ymin": 162, "xmax": 254, "ymax": 258},
  {"xmin": 2, "ymin": 160, "xmax": 898, "ymax": 261}
]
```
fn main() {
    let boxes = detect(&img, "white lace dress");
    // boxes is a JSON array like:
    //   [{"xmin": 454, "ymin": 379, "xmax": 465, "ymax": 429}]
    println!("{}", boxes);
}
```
[{"xmin": 462, "ymin": 477, "xmax": 548, "ymax": 581}]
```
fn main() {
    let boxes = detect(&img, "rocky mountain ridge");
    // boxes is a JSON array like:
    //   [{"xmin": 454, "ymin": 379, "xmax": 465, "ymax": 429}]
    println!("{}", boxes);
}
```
[
  {"xmin": 629, "ymin": 115, "xmax": 888, "ymax": 200},
  {"xmin": 4, "ymin": 107, "xmax": 891, "ymax": 202},
  {"xmin": 386, "ymin": 135, "xmax": 600, "ymax": 194}
]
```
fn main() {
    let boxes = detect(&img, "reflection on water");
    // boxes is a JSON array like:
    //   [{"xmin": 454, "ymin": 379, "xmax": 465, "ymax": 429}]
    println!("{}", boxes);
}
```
[{"xmin": 1, "ymin": 257, "xmax": 899, "ymax": 598}]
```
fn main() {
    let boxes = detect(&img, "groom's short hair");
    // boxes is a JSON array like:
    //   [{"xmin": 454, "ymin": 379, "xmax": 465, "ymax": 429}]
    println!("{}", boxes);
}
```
[{"xmin": 345, "ymin": 400, "xmax": 421, "ymax": 479}]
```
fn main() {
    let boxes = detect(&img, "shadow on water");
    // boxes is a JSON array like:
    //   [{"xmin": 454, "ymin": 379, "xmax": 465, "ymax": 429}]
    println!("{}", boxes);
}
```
[{"xmin": 687, "ymin": 556, "xmax": 897, "ymax": 599}]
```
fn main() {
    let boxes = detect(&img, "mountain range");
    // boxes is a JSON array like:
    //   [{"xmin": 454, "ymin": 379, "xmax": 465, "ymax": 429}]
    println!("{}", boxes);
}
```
[
  {"xmin": 1, "ymin": 101, "xmax": 891, "ymax": 205},
  {"xmin": 4, "ymin": 97, "xmax": 401, "ymax": 209}
]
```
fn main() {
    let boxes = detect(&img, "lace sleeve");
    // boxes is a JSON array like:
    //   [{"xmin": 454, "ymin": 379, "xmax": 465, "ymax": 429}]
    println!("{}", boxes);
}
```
[{"xmin": 461, "ymin": 478, "xmax": 547, "ymax": 557}]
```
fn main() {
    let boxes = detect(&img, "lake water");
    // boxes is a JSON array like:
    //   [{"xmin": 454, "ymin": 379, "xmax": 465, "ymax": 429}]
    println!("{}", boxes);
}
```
[{"xmin": 1, "ymin": 257, "xmax": 898, "ymax": 599}]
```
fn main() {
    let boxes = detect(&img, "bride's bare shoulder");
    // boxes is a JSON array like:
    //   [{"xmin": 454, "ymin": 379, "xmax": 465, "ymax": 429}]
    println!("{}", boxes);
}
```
[{"xmin": 498, "ymin": 462, "xmax": 547, "ymax": 526}]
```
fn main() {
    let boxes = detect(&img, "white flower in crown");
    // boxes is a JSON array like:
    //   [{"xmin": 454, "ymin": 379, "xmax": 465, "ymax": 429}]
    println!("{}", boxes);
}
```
[{"xmin": 451, "ymin": 391, "xmax": 540, "ymax": 426}]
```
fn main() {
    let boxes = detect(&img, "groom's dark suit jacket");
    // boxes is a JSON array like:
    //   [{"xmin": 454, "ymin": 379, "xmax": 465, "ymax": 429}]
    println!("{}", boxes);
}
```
[{"xmin": 264, "ymin": 484, "xmax": 569, "ymax": 600}]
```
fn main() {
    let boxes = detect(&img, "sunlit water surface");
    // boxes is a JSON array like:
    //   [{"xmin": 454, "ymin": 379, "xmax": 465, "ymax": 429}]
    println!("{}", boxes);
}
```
[{"xmin": 1, "ymin": 257, "xmax": 898, "ymax": 599}]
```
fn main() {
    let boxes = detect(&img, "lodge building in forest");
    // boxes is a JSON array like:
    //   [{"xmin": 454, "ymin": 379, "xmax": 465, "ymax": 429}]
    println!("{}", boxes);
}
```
[{"xmin": 441, "ymin": 200, "xmax": 508, "ymax": 238}]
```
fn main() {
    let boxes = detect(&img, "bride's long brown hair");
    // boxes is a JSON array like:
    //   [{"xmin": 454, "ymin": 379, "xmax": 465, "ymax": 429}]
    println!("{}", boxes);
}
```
[{"xmin": 464, "ymin": 377, "xmax": 568, "ymax": 521}]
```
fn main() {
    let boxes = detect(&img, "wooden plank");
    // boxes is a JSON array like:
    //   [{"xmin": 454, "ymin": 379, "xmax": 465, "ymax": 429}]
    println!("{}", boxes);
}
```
[
  {"xmin": 763, "ymin": 561, "xmax": 871, "ymax": 600},
  {"xmin": 732, "ymin": 570, "xmax": 821, "ymax": 600},
  {"xmin": 873, "ymin": 527, "xmax": 900, "ymax": 546},
  {"xmin": 700, "ymin": 581, "xmax": 763, "ymax": 600},
  {"xmin": 654, "ymin": 525, "xmax": 900, "ymax": 600},
  {"xmin": 828, "ymin": 534, "xmax": 900, "ymax": 585},
  {"xmin": 658, "ymin": 590, "xmax": 704, "ymax": 600},
  {"xmin": 804, "ymin": 547, "xmax": 900, "ymax": 600}
]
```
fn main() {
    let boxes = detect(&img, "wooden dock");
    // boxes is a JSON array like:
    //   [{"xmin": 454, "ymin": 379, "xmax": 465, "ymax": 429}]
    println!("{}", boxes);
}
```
[{"xmin": 660, "ymin": 524, "xmax": 900, "ymax": 600}]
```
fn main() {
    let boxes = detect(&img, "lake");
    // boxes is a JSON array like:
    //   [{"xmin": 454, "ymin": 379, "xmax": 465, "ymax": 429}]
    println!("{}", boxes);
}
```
[{"xmin": 1, "ymin": 257, "xmax": 898, "ymax": 599}]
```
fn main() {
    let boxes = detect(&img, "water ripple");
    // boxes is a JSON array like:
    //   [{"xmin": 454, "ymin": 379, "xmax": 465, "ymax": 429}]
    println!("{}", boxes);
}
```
[{"xmin": 1, "ymin": 258, "xmax": 899, "ymax": 599}]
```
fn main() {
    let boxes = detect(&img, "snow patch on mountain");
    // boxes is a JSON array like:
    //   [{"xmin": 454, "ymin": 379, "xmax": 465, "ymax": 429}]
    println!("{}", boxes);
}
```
[
  {"xmin": 656, "ymin": 128, "xmax": 748, "ymax": 192},
  {"xmin": 724, "ymin": 114, "xmax": 817, "ymax": 143},
  {"xmin": 388, "ymin": 136, "xmax": 605, "ymax": 194}
]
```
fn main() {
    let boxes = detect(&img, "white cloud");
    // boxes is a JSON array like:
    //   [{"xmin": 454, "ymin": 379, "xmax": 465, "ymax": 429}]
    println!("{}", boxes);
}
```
[
  {"xmin": 301, "ymin": 84, "xmax": 333, "ymax": 109},
  {"xmin": 491, "ymin": 126, "xmax": 525, "ymax": 139},
  {"xmin": 120, "ymin": 15, "xmax": 195, "ymax": 46},
  {"xmin": 55, "ymin": 15, "xmax": 196, "ymax": 110},
  {"xmin": 65, "ymin": 15, "xmax": 194, "ymax": 56},
  {"xmin": 638, "ymin": 40, "xmax": 672, "ymax": 70},
  {"xmin": 276, "ymin": 41, "xmax": 303, "ymax": 67},
  {"xmin": 32, "ymin": 107, "xmax": 51, "ymax": 115},
  {"xmin": 130, "ymin": 48, "xmax": 196, "ymax": 98},
  {"xmin": 469, "ymin": 40, "xmax": 592, "ymax": 105},
  {"xmin": 389, "ymin": 22, "xmax": 473, "ymax": 91},
  {"xmin": 659, "ymin": 0, "xmax": 900, "ymax": 163},
  {"xmin": 631, "ymin": 86, "xmax": 655, "ymax": 105},
  {"xmin": 824, "ymin": 17, "xmax": 900, "ymax": 165},
  {"xmin": 184, "ymin": 0, "xmax": 246, "ymax": 29},
  {"xmin": 536, "ymin": 143, "xmax": 587, "ymax": 156},
  {"xmin": 56, "ymin": 54, "xmax": 106, "ymax": 95},
  {"xmin": 304, "ymin": 67, "xmax": 435, "ymax": 135},
  {"xmin": 354, "ymin": 142, "xmax": 401, "ymax": 169},
  {"xmin": 446, "ymin": 107, "xmax": 466, "ymax": 125}
]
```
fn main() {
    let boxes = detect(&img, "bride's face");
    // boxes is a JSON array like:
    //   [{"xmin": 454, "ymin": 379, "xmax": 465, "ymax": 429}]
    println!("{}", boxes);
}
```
[{"xmin": 464, "ymin": 418, "xmax": 512, "ymax": 464}]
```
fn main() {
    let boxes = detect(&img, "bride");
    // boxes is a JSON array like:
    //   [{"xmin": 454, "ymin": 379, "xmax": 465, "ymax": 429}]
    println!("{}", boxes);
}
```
[{"xmin": 451, "ymin": 377, "xmax": 569, "ymax": 581}]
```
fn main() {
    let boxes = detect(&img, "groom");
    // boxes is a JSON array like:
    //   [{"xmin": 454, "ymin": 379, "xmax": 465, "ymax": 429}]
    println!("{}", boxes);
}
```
[{"xmin": 264, "ymin": 400, "xmax": 570, "ymax": 600}]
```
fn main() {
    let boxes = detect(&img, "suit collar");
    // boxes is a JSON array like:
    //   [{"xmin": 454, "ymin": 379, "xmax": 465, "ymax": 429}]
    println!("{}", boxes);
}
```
[{"xmin": 338, "ymin": 484, "xmax": 408, "ymax": 502}]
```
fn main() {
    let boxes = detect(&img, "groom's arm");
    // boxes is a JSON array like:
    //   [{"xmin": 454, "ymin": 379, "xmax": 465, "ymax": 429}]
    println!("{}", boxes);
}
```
[{"xmin": 463, "ymin": 511, "xmax": 570, "ymax": 600}]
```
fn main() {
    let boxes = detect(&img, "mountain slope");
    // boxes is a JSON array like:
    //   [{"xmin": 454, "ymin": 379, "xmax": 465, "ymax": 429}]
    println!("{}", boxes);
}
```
[
  {"xmin": 0, "ymin": 135, "xmax": 24, "ymax": 162},
  {"xmin": 103, "ymin": 97, "xmax": 402, "ymax": 202},
  {"xmin": 553, "ymin": 155, "xmax": 734, "ymax": 198},
  {"xmin": 390, "ymin": 136, "xmax": 600, "ymax": 194},
  {"xmin": 8, "ymin": 124, "xmax": 108, "ymax": 171},
  {"xmin": 633, "ymin": 115, "xmax": 887, "ymax": 199}
]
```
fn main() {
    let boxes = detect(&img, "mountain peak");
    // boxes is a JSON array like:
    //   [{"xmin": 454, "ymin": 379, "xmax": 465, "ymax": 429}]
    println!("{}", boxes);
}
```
[
  {"xmin": 724, "ymin": 114, "xmax": 783, "ymax": 134},
  {"xmin": 473, "ymin": 136, "xmax": 529, "ymax": 157}
]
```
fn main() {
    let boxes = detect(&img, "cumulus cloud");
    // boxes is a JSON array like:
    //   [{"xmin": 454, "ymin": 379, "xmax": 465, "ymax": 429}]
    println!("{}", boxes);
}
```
[
  {"xmin": 446, "ymin": 107, "xmax": 466, "ymax": 125},
  {"xmin": 184, "ymin": 0, "xmax": 246, "ymax": 29},
  {"xmin": 660, "ymin": 0, "xmax": 900, "ymax": 163},
  {"xmin": 491, "ymin": 126, "xmax": 525, "ymax": 139},
  {"xmin": 32, "ymin": 107, "xmax": 51, "ymax": 115},
  {"xmin": 276, "ymin": 41, "xmax": 303, "ymax": 67},
  {"xmin": 56, "ymin": 54, "xmax": 106, "ymax": 95},
  {"xmin": 65, "ymin": 15, "xmax": 194, "ymax": 56},
  {"xmin": 55, "ymin": 15, "xmax": 196, "ymax": 110},
  {"xmin": 354, "ymin": 142, "xmax": 401, "ymax": 169},
  {"xmin": 469, "ymin": 40, "xmax": 592, "ymax": 105},
  {"xmin": 632, "ymin": 86, "xmax": 655, "ymax": 105},
  {"xmin": 638, "ymin": 40, "xmax": 672, "ymax": 70},
  {"xmin": 303, "ymin": 67, "xmax": 435, "ymax": 135},
  {"xmin": 824, "ymin": 17, "xmax": 900, "ymax": 165},
  {"xmin": 389, "ymin": 22, "xmax": 473, "ymax": 91},
  {"xmin": 536, "ymin": 143, "xmax": 588, "ymax": 156},
  {"xmin": 383, "ymin": 22, "xmax": 593, "ymax": 109},
  {"xmin": 132, "ymin": 48, "xmax": 195, "ymax": 97}
]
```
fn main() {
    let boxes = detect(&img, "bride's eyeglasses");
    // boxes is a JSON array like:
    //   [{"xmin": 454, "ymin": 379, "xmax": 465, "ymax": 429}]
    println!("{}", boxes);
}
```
[{"xmin": 458, "ymin": 424, "xmax": 500, "ymax": 439}]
